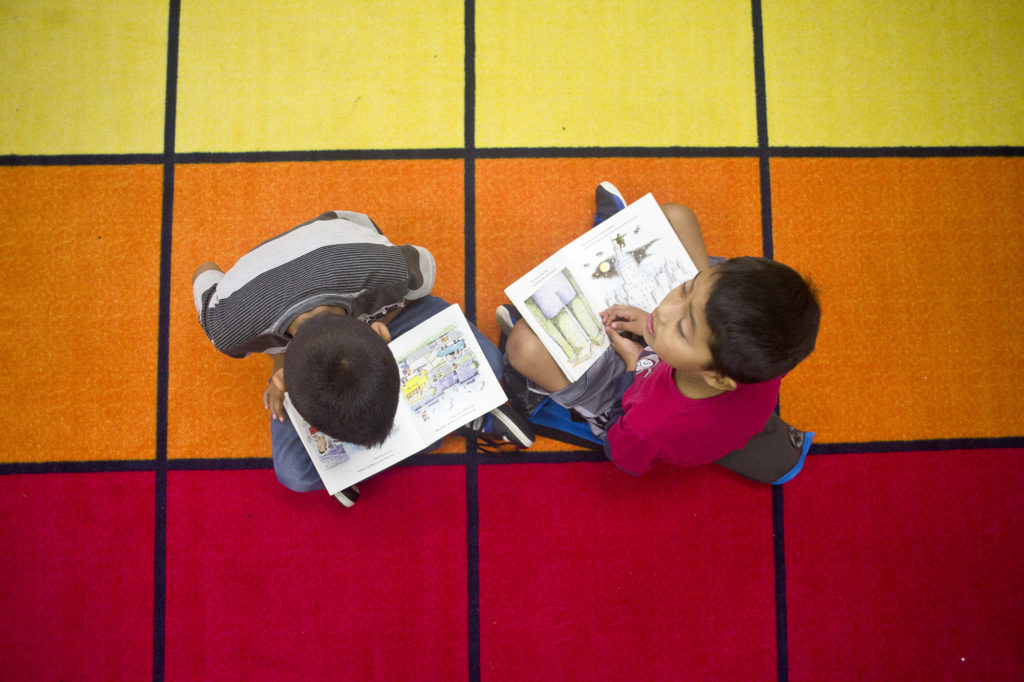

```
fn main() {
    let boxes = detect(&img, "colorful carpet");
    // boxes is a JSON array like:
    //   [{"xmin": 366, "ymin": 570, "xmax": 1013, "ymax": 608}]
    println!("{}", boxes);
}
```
[{"xmin": 1, "ymin": 2, "xmax": 1022, "ymax": 680}]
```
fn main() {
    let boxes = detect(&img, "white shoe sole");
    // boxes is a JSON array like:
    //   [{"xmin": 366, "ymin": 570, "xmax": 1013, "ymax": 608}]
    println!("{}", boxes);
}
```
[
  {"xmin": 334, "ymin": 484, "xmax": 360, "ymax": 507},
  {"xmin": 490, "ymin": 408, "xmax": 534, "ymax": 448},
  {"xmin": 496, "ymin": 306, "xmax": 516, "ymax": 336}
]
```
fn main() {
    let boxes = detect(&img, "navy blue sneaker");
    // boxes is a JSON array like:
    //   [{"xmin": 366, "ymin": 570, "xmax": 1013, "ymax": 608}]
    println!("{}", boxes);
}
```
[
  {"xmin": 594, "ymin": 181, "xmax": 627, "ymax": 225},
  {"xmin": 334, "ymin": 485, "xmax": 360, "ymax": 507},
  {"xmin": 460, "ymin": 403, "xmax": 535, "ymax": 451}
]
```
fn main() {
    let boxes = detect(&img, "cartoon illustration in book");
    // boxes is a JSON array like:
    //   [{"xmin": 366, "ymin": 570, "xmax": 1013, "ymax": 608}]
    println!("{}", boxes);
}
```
[
  {"xmin": 397, "ymin": 324, "xmax": 485, "ymax": 422},
  {"xmin": 523, "ymin": 268, "xmax": 605, "ymax": 367},
  {"xmin": 308, "ymin": 426, "xmax": 349, "ymax": 469},
  {"xmin": 584, "ymin": 230, "xmax": 692, "ymax": 311}
]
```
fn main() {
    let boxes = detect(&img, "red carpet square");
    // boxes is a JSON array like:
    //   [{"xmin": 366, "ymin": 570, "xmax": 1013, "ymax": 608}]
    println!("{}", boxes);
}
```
[
  {"xmin": 477, "ymin": 461, "xmax": 777, "ymax": 680},
  {"xmin": 785, "ymin": 449, "xmax": 1024, "ymax": 681},
  {"xmin": 164, "ymin": 465, "xmax": 469, "ymax": 681},
  {"xmin": 0, "ymin": 472, "xmax": 155, "ymax": 681}
]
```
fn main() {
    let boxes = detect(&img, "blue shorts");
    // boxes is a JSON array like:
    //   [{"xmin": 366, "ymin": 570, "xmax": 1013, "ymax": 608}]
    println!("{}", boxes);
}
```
[{"xmin": 538, "ymin": 346, "xmax": 628, "ymax": 439}]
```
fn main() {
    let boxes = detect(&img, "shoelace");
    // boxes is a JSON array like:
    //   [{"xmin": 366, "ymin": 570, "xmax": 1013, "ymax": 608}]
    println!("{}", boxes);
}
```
[{"xmin": 471, "ymin": 434, "xmax": 523, "ymax": 455}]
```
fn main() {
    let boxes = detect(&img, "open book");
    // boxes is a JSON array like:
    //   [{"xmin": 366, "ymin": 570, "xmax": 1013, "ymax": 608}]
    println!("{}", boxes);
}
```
[
  {"xmin": 504, "ymin": 193, "xmax": 699, "ymax": 383},
  {"xmin": 283, "ymin": 304, "xmax": 507, "ymax": 495}
]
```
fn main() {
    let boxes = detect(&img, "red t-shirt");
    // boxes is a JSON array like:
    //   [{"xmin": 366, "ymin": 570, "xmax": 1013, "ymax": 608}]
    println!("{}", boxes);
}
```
[{"xmin": 606, "ymin": 352, "xmax": 781, "ymax": 475}]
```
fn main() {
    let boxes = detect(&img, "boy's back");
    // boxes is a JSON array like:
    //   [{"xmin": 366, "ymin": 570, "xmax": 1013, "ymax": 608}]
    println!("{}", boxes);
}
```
[
  {"xmin": 193, "ymin": 209, "xmax": 535, "ymax": 502},
  {"xmin": 605, "ymin": 350, "xmax": 782, "ymax": 475},
  {"xmin": 193, "ymin": 211, "xmax": 434, "ymax": 358}
]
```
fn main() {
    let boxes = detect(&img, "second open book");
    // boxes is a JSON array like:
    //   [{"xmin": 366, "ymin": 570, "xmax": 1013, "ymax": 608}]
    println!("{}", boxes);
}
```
[
  {"xmin": 504, "ymin": 193, "xmax": 699, "ymax": 383},
  {"xmin": 283, "ymin": 304, "xmax": 506, "ymax": 495}
]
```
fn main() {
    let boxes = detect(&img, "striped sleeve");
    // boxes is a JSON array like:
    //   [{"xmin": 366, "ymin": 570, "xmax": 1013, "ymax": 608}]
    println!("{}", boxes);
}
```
[{"xmin": 196, "ymin": 215, "xmax": 432, "ymax": 358}]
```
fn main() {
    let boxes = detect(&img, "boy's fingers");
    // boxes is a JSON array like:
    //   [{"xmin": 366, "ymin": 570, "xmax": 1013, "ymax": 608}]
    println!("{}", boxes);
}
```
[
  {"xmin": 607, "ymin": 326, "xmax": 629, "ymax": 348},
  {"xmin": 607, "ymin": 329, "xmax": 642, "ymax": 369},
  {"xmin": 601, "ymin": 304, "xmax": 631, "ymax": 318}
]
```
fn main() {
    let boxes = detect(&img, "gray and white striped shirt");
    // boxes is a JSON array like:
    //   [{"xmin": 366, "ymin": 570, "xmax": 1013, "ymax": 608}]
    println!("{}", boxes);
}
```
[{"xmin": 193, "ymin": 211, "xmax": 435, "ymax": 358}]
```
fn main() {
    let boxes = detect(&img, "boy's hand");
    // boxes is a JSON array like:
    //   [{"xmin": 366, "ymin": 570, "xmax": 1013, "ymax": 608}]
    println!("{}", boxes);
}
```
[
  {"xmin": 264, "ymin": 360, "xmax": 288, "ymax": 422},
  {"xmin": 606, "ymin": 326, "xmax": 644, "ymax": 371},
  {"xmin": 600, "ymin": 305, "xmax": 649, "ymax": 337},
  {"xmin": 263, "ymin": 381, "xmax": 287, "ymax": 422}
]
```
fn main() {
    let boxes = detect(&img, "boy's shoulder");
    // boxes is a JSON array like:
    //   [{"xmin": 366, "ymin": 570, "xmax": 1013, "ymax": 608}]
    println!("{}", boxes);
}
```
[
  {"xmin": 633, "ymin": 350, "xmax": 660, "ymax": 379},
  {"xmin": 632, "ymin": 351, "xmax": 780, "ymax": 418}
]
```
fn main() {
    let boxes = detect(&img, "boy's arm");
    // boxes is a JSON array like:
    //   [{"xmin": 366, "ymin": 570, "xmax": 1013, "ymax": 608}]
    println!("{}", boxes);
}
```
[
  {"xmin": 191, "ymin": 262, "xmax": 224, "ymax": 317},
  {"xmin": 193, "ymin": 261, "xmax": 289, "ymax": 418},
  {"xmin": 661, "ymin": 204, "xmax": 712, "ymax": 271},
  {"xmin": 263, "ymin": 353, "xmax": 288, "ymax": 422}
]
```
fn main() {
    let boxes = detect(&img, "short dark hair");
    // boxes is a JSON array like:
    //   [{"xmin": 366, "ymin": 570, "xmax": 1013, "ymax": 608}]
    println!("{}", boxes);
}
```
[
  {"xmin": 284, "ymin": 313, "xmax": 400, "ymax": 447},
  {"xmin": 704, "ymin": 257, "xmax": 820, "ymax": 384}
]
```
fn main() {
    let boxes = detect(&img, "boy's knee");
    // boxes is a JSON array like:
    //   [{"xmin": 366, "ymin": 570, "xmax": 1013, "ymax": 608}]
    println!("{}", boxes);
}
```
[
  {"xmin": 272, "ymin": 460, "xmax": 324, "ymax": 493},
  {"xmin": 270, "ymin": 417, "xmax": 325, "ymax": 493},
  {"xmin": 506, "ymin": 322, "xmax": 544, "ymax": 374},
  {"xmin": 661, "ymin": 203, "xmax": 699, "ymax": 231},
  {"xmin": 274, "ymin": 464, "xmax": 321, "ymax": 491}
]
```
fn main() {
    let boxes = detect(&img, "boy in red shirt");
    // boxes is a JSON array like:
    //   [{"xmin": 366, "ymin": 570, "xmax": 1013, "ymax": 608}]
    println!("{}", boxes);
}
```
[{"xmin": 502, "ymin": 183, "xmax": 820, "ymax": 478}]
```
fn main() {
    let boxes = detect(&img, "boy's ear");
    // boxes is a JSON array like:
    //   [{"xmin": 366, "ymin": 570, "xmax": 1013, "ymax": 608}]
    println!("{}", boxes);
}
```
[
  {"xmin": 700, "ymin": 370, "xmax": 737, "ymax": 392},
  {"xmin": 271, "ymin": 368, "xmax": 286, "ymax": 392},
  {"xmin": 370, "ymin": 321, "xmax": 391, "ymax": 343}
]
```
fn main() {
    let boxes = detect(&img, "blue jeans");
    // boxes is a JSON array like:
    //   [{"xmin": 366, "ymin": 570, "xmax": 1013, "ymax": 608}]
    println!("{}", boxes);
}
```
[{"xmin": 271, "ymin": 296, "xmax": 503, "ymax": 492}]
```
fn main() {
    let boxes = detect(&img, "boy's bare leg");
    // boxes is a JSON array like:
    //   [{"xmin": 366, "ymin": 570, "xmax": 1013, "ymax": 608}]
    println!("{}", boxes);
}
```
[
  {"xmin": 506, "ymin": 320, "xmax": 572, "ymax": 393},
  {"xmin": 661, "ymin": 203, "xmax": 712, "ymax": 271}
]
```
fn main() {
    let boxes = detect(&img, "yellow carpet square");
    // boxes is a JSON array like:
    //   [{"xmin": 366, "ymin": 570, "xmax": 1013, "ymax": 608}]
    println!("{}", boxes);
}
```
[
  {"xmin": 0, "ymin": 2, "xmax": 169, "ymax": 155},
  {"xmin": 763, "ymin": 0, "xmax": 1024, "ymax": 146},
  {"xmin": 176, "ymin": 0, "xmax": 465, "ymax": 152},
  {"xmin": 476, "ymin": 1, "xmax": 757, "ymax": 148}
]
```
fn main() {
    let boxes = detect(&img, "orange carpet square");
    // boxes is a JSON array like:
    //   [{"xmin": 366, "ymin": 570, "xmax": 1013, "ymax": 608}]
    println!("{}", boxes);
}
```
[
  {"xmin": 772, "ymin": 157, "xmax": 1024, "ymax": 442},
  {"xmin": 0, "ymin": 166, "xmax": 163, "ymax": 462},
  {"xmin": 168, "ymin": 160, "xmax": 467, "ymax": 460},
  {"xmin": 475, "ymin": 158, "xmax": 765, "ymax": 453},
  {"xmin": 476, "ymin": 157, "xmax": 765, "ymax": 342}
]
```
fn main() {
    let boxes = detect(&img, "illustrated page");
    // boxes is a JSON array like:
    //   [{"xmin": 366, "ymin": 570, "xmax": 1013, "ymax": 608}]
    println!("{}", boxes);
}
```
[{"xmin": 390, "ymin": 303, "xmax": 507, "ymax": 441}]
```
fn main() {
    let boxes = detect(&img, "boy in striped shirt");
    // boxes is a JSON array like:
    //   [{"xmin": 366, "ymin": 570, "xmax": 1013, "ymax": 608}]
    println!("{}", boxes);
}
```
[{"xmin": 193, "ymin": 210, "xmax": 533, "ymax": 506}]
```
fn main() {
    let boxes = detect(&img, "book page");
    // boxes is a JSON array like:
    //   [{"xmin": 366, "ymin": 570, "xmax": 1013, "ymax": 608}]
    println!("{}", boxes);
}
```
[
  {"xmin": 504, "ymin": 193, "xmax": 698, "ymax": 382},
  {"xmin": 505, "ymin": 261, "xmax": 609, "ymax": 383},
  {"xmin": 561, "ymin": 193, "xmax": 699, "ymax": 312},
  {"xmin": 390, "ymin": 303, "xmax": 507, "ymax": 442}
]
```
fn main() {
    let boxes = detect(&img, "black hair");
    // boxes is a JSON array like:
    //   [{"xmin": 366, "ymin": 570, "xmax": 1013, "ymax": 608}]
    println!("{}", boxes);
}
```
[
  {"xmin": 284, "ymin": 312, "xmax": 400, "ymax": 447},
  {"xmin": 704, "ymin": 257, "xmax": 820, "ymax": 384}
]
